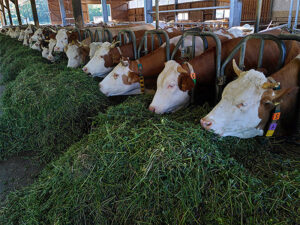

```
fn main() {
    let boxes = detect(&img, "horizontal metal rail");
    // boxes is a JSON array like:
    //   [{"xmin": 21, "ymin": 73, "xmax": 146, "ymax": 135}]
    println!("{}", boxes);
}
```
[{"xmin": 149, "ymin": 6, "xmax": 230, "ymax": 14}]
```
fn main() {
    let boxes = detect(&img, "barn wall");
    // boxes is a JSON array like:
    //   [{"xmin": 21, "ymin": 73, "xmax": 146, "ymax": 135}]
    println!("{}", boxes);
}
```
[
  {"xmin": 272, "ymin": 0, "xmax": 300, "ymax": 24},
  {"xmin": 48, "ymin": 0, "xmax": 128, "ymax": 25},
  {"xmin": 128, "ymin": 0, "xmax": 272, "ymax": 24}
]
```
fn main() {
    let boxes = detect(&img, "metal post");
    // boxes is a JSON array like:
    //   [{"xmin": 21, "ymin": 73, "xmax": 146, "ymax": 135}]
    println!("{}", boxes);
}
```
[
  {"xmin": 58, "ymin": 0, "xmax": 67, "ymax": 26},
  {"xmin": 144, "ymin": 0, "xmax": 153, "ymax": 23},
  {"xmin": 101, "ymin": 0, "xmax": 108, "ymax": 23},
  {"xmin": 229, "ymin": 0, "xmax": 242, "ymax": 28},
  {"xmin": 30, "ymin": 0, "xmax": 39, "ymax": 26},
  {"xmin": 14, "ymin": 0, "xmax": 22, "ymax": 25},
  {"xmin": 288, "ymin": 0, "xmax": 294, "ymax": 30},
  {"xmin": 174, "ymin": 0, "xmax": 178, "ymax": 22},
  {"xmin": 293, "ymin": 0, "xmax": 300, "ymax": 31},
  {"xmin": 255, "ymin": 0, "xmax": 263, "ymax": 33},
  {"xmin": 4, "ymin": 0, "xmax": 13, "ymax": 25},
  {"xmin": 155, "ymin": 0, "xmax": 159, "ymax": 29}
]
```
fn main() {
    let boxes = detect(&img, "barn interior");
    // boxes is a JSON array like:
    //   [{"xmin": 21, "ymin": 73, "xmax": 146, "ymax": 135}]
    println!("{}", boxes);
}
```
[{"xmin": 0, "ymin": 0, "xmax": 299, "ymax": 224}]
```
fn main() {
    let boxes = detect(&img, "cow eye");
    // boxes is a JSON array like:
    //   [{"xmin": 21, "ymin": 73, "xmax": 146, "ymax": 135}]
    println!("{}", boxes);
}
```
[
  {"xmin": 236, "ymin": 103, "xmax": 247, "ymax": 108},
  {"xmin": 113, "ymin": 74, "xmax": 119, "ymax": 79},
  {"xmin": 168, "ymin": 84, "xmax": 175, "ymax": 89}
]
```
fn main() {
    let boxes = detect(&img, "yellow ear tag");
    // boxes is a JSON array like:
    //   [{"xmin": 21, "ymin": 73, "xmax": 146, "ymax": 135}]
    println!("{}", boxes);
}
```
[{"xmin": 71, "ymin": 40, "xmax": 75, "ymax": 45}]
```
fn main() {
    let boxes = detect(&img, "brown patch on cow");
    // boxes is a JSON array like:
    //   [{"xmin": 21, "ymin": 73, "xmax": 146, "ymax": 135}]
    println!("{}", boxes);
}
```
[
  {"xmin": 103, "ymin": 54, "xmax": 114, "ymax": 68},
  {"xmin": 178, "ymin": 74, "xmax": 195, "ymax": 92},
  {"xmin": 79, "ymin": 46, "xmax": 90, "ymax": 64}
]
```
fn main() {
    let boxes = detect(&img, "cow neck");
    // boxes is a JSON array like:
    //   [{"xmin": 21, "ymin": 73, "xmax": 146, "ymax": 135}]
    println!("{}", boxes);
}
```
[{"xmin": 129, "ymin": 43, "xmax": 176, "ymax": 77}]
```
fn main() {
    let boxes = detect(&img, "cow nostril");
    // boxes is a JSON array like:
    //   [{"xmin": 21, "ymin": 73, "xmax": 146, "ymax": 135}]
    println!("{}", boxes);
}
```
[
  {"xmin": 200, "ymin": 118, "xmax": 212, "ymax": 130},
  {"xmin": 149, "ymin": 106, "xmax": 156, "ymax": 113},
  {"xmin": 83, "ymin": 67, "xmax": 88, "ymax": 72}
]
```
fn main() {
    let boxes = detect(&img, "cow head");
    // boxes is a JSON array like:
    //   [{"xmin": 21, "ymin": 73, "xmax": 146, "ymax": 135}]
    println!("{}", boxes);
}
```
[
  {"xmin": 99, "ymin": 59, "xmax": 141, "ymax": 96},
  {"xmin": 65, "ymin": 42, "xmax": 89, "ymax": 68},
  {"xmin": 149, "ymin": 60, "xmax": 192, "ymax": 114},
  {"xmin": 31, "ymin": 40, "xmax": 41, "ymax": 51},
  {"xmin": 31, "ymin": 28, "xmax": 44, "ymax": 42},
  {"xmin": 54, "ymin": 29, "xmax": 70, "ymax": 52},
  {"xmin": 89, "ymin": 42, "xmax": 103, "ymax": 58},
  {"xmin": 42, "ymin": 47, "xmax": 50, "ymax": 59},
  {"xmin": 200, "ymin": 60, "xmax": 292, "ymax": 138},
  {"xmin": 18, "ymin": 30, "xmax": 25, "ymax": 41},
  {"xmin": 82, "ymin": 42, "xmax": 117, "ymax": 76},
  {"xmin": 24, "ymin": 25, "xmax": 33, "ymax": 35},
  {"xmin": 47, "ymin": 39, "xmax": 57, "ymax": 62}
]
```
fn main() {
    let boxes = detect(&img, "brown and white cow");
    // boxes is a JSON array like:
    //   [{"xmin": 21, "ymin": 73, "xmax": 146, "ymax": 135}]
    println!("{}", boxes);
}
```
[
  {"xmin": 83, "ymin": 29, "xmax": 182, "ymax": 76},
  {"xmin": 200, "ymin": 57, "xmax": 299, "ymax": 138},
  {"xmin": 149, "ymin": 31, "xmax": 300, "ymax": 114}
]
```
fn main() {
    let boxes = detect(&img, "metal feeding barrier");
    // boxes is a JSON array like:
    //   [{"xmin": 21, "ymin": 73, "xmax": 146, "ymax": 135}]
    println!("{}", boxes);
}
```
[
  {"xmin": 117, "ymin": 29, "xmax": 137, "ymax": 59},
  {"xmin": 220, "ymin": 34, "xmax": 287, "ymax": 100},
  {"xmin": 137, "ymin": 30, "xmax": 170, "ymax": 60},
  {"xmin": 171, "ymin": 30, "xmax": 222, "ymax": 104},
  {"xmin": 94, "ymin": 28, "xmax": 112, "ymax": 42},
  {"xmin": 83, "ymin": 29, "xmax": 93, "ymax": 42}
]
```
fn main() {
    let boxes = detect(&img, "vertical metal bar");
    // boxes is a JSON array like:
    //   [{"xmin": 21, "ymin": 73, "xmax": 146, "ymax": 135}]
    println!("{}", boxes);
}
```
[
  {"xmin": 192, "ymin": 35, "xmax": 195, "ymax": 59},
  {"xmin": 229, "ymin": 0, "xmax": 242, "ymax": 28},
  {"xmin": 293, "ymin": 0, "xmax": 300, "ymax": 31},
  {"xmin": 101, "ymin": 0, "xmax": 108, "ymax": 23},
  {"xmin": 258, "ymin": 39, "xmax": 264, "ymax": 68},
  {"xmin": 144, "ymin": 0, "xmax": 153, "ymax": 23},
  {"xmin": 239, "ymin": 41, "xmax": 246, "ymax": 70},
  {"xmin": 59, "ymin": 0, "xmax": 67, "ymax": 26},
  {"xmin": 174, "ymin": 0, "xmax": 178, "ymax": 22},
  {"xmin": 255, "ymin": 0, "xmax": 263, "ymax": 33},
  {"xmin": 288, "ymin": 0, "xmax": 294, "ymax": 30},
  {"xmin": 155, "ymin": 0, "xmax": 159, "ymax": 29},
  {"xmin": 151, "ymin": 33, "xmax": 154, "ymax": 51}
]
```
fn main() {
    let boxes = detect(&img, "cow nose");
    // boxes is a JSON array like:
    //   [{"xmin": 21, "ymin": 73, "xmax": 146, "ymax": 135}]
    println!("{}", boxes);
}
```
[
  {"xmin": 149, "ymin": 106, "xmax": 156, "ymax": 113},
  {"xmin": 83, "ymin": 67, "xmax": 88, "ymax": 73},
  {"xmin": 99, "ymin": 83, "xmax": 102, "ymax": 89},
  {"xmin": 54, "ymin": 47, "xmax": 59, "ymax": 51},
  {"xmin": 200, "ymin": 118, "xmax": 213, "ymax": 130}
]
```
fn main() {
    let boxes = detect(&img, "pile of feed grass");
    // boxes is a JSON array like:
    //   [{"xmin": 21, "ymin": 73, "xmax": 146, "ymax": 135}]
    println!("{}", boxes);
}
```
[
  {"xmin": 0, "ymin": 34, "xmax": 109, "ymax": 161},
  {"xmin": 1, "ymin": 95, "xmax": 298, "ymax": 225}
]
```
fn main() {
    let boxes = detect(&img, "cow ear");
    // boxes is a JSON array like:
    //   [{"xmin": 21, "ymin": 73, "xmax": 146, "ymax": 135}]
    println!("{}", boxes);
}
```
[
  {"xmin": 128, "ymin": 72, "xmax": 139, "ymax": 84},
  {"xmin": 178, "ymin": 74, "xmax": 194, "ymax": 92}
]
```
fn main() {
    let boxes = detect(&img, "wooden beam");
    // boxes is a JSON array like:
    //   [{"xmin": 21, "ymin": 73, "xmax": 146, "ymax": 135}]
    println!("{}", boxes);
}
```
[
  {"xmin": 30, "ymin": 0, "xmax": 39, "ymax": 26},
  {"xmin": 13, "ymin": 0, "xmax": 22, "ymax": 25},
  {"xmin": 0, "ymin": 0, "xmax": 7, "ymax": 25},
  {"xmin": 72, "ymin": 0, "xmax": 84, "ymax": 28},
  {"xmin": 4, "ymin": 0, "xmax": 13, "ymax": 25}
]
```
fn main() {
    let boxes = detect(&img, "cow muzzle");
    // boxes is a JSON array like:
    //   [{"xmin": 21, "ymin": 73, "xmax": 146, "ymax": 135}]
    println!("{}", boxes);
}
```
[
  {"xmin": 82, "ymin": 67, "xmax": 88, "ymax": 73},
  {"xmin": 200, "ymin": 118, "xmax": 213, "ymax": 131}
]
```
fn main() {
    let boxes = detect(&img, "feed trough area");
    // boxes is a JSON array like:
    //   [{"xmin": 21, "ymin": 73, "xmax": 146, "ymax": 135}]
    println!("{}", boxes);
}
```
[{"xmin": 0, "ymin": 0, "xmax": 299, "ymax": 224}]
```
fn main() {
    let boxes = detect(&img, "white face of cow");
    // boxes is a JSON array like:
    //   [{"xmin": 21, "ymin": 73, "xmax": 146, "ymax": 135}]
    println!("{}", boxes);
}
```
[
  {"xmin": 23, "ymin": 34, "xmax": 29, "ymax": 46},
  {"xmin": 149, "ymin": 60, "xmax": 190, "ymax": 114},
  {"xmin": 42, "ymin": 47, "xmax": 50, "ymax": 59},
  {"xmin": 99, "ymin": 62, "xmax": 141, "ymax": 96},
  {"xmin": 31, "ymin": 40, "xmax": 41, "ymax": 51},
  {"xmin": 18, "ymin": 30, "xmax": 25, "ymax": 41},
  {"xmin": 24, "ymin": 25, "xmax": 33, "ymax": 35},
  {"xmin": 47, "ymin": 39, "xmax": 57, "ymax": 62},
  {"xmin": 89, "ymin": 42, "xmax": 102, "ymax": 58},
  {"xmin": 66, "ymin": 44, "xmax": 82, "ymax": 68},
  {"xmin": 201, "ymin": 69, "xmax": 268, "ymax": 138},
  {"xmin": 54, "ymin": 29, "xmax": 68, "ymax": 52},
  {"xmin": 31, "ymin": 28, "xmax": 44, "ymax": 42},
  {"xmin": 83, "ymin": 42, "xmax": 113, "ymax": 77}
]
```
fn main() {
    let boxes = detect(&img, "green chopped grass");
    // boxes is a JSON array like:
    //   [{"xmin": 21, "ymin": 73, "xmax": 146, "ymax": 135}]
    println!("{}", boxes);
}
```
[
  {"xmin": 0, "ymin": 34, "xmax": 109, "ymax": 161},
  {"xmin": 1, "ymin": 95, "xmax": 298, "ymax": 225}
]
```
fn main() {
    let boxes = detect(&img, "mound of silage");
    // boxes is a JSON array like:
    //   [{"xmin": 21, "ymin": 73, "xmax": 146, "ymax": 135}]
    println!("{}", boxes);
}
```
[
  {"xmin": 0, "ymin": 34, "xmax": 109, "ymax": 161},
  {"xmin": 1, "ymin": 95, "xmax": 298, "ymax": 224}
]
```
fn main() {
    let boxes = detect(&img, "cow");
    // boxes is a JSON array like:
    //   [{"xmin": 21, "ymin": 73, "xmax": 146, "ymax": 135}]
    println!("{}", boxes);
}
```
[
  {"xmin": 83, "ymin": 29, "xmax": 182, "ymax": 76},
  {"xmin": 89, "ymin": 42, "xmax": 103, "ymax": 58},
  {"xmin": 200, "ymin": 57, "xmax": 299, "ymax": 138},
  {"xmin": 53, "ymin": 29, "xmax": 84, "ymax": 52},
  {"xmin": 148, "ymin": 31, "xmax": 300, "ymax": 114},
  {"xmin": 18, "ymin": 30, "xmax": 25, "ymax": 41},
  {"xmin": 98, "ymin": 27, "xmax": 249, "ymax": 97},
  {"xmin": 46, "ymin": 38, "xmax": 58, "ymax": 62},
  {"xmin": 30, "ymin": 28, "xmax": 45, "ymax": 42},
  {"xmin": 64, "ymin": 37, "xmax": 91, "ymax": 68}
]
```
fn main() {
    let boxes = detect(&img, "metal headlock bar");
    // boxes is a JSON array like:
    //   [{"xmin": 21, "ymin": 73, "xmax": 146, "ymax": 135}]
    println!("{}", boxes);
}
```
[
  {"xmin": 220, "ymin": 34, "xmax": 287, "ymax": 100},
  {"xmin": 117, "ymin": 29, "xmax": 137, "ymax": 59},
  {"xmin": 171, "ymin": 30, "xmax": 222, "ymax": 103},
  {"xmin": 277, "ymin": 34, "xmax": 300, "ymax": 43},
  {"xmin": 83, "ymin": 29, "xmax": 93, "ymax": 42},
  {"xmin": 137, "ymin": 30, "xmax": 170, "ymax": 60},
  {"xmin": 94, "ymin": 28, "xmax": 112, "ymax": 42},
  {"xmin": 74, "ymin": 28, "xmax": 82, "ymax": 41}
]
